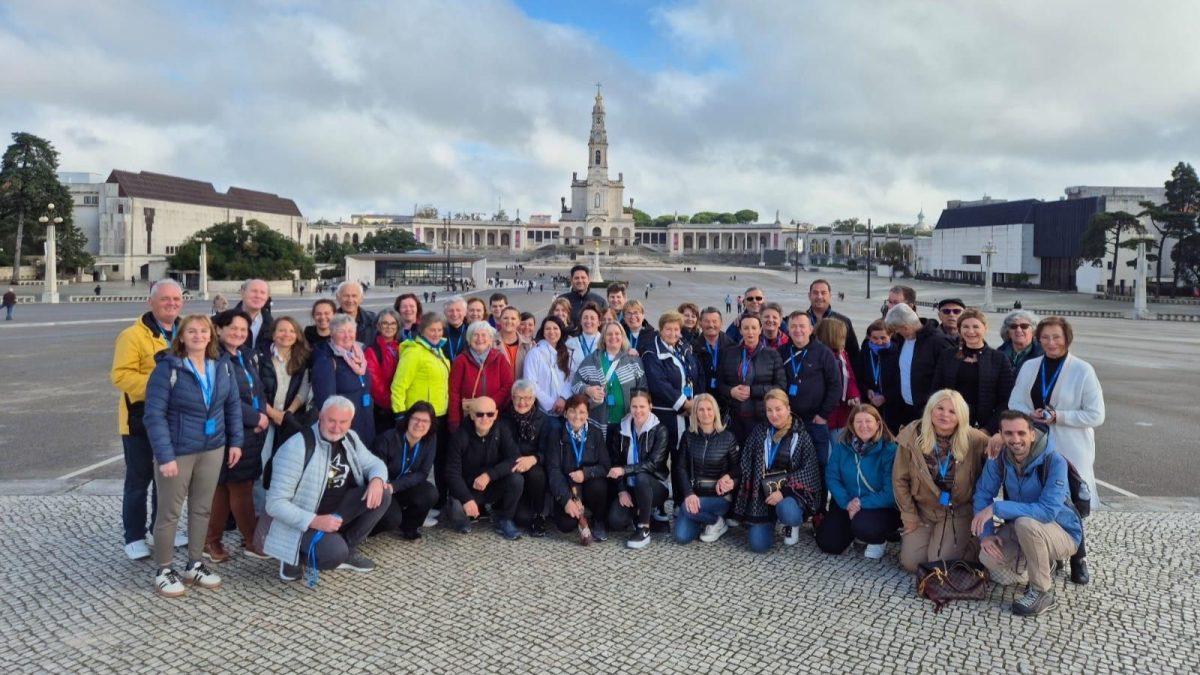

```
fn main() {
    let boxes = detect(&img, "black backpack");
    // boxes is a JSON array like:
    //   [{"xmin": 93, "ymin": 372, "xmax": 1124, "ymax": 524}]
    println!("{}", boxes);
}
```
[
  {"xmin": 261, "ymin": 425, "xmax": 316, "ymax": 491},
  {"xmin": 998, "ymin": 451, "xmax": 1091, "ymax": 518}
]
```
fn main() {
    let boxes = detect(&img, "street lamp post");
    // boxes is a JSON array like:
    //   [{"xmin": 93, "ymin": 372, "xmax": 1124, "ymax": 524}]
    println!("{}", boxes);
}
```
[
  {"xmin": 443, "ymin": 215, "xmax": 451, "ymax": 290},
  {"xmin": 865, "ymin": 218, "xmax": 873, "ymax": 300},
  {"xmin": 982, "ymin": 240, "xmax": 998, "ymax": 312},
  {"xmin": 38, "ymin": 203, "xmax": 63, "ymax": 304},
  {"xmin": 1132, "ymin": 240, "xmax": 1152, "ymax": 319},
  {"xmin": 793, "ymin": 221, "xmax": 801, "ymax": 285},
  {"xmin": 197, "ymin": 235, "xmax": 212, "ymax": 300}
]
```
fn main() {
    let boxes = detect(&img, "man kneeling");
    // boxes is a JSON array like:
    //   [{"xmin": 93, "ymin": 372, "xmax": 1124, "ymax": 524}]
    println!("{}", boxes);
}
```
[
  {"xmin": 972, "ymin": 410, "xmax": 1082, "ymax": 616},
  {"xmin": 265, "ymin": 396, "xmax": 391, "ymax": 583},
  {"xmin": 445, "ymin": 396, "xmax": 524, "ymax": 540}
]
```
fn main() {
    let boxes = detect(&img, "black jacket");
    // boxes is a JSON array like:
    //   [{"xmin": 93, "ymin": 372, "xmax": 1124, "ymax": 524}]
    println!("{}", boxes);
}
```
[
  {"xmin": 501, "ymin": 406, "xmax": 550, "ymax": 462},
  {"xmin": 442, "ymin": 321, "xmax": 467, "ymax": 362},
  {"xmin": 693, "ymin": 332, "xmax": 733, "ymax": 398},
  {"xmin": 372, "ymin": 427, "xmax": 437, "ymax": 494},
  {"xmin": 445, "ymin": 422, "xmax": 518, "ymax": 504},
  {"xmin": 557, "ymin": 289, "xmax": 607, "ymax": 324},
  {"xmin": 880, "ymin": 320, "xmax": 953, "ymax": 418},
  {"xmin": 233, "ymin": 301, "xmax": 273, "ymax": 354},
  {"xmin": 302, "ymin": 325, "xmax": 329, "ymax": 348},
  {"xmin": 223, "ymin": 346, "xmax": 267, "ymax": 483},
  {"xmin": 611, "ymin": 417, "xmax": 670, "ymax": 485},
  {"xmin": 854, "ymin": 345, "xmax": 888, "ymax": 398},
  {"xmin": 807, "ymin": 306, "xmax": 860, "ymax": 364},
  {"xmin": 930, "ymin": 343, "xmax": 1015, "ymax": 433},
  {"xmin": 259, "ymin": 350, "xmax": 312, "ymax": 450},
  {"xmin": 717, "ymin": 342, "xmax": 787, "ymax": 420},
  {"xmin": 672, "ymin": 428, "xmax": 740, "ymax": 499},
  {"xmin": 643, "ymin": 337, "xmax": 702, "ymax": 413},
  {"xmin": 777, "ymin": 340, "xmax": 841, "ymax": 421},
  {"xmin": 624, "ymin": 324, "xmax": 658, "ymax": 356},
  {"xmin": 545, "ymin": 420, "xmax": 610, "ymax": 504}
]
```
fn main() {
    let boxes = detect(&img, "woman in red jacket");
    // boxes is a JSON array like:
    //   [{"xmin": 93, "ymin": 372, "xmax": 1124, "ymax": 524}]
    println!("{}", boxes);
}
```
[
  {"xmin": 365, "ymin": 309, "xmax": 403, "ymax": 435},
  {"xmin": 448, "ymin": 321, "xmax": 514, "ymax": 432}
]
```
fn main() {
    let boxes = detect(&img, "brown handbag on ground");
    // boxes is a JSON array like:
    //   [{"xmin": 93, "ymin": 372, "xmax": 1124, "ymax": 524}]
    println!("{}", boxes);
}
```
[{"xmin": 915, "ymin": 560, "xmax": 989, "ymax": 612}]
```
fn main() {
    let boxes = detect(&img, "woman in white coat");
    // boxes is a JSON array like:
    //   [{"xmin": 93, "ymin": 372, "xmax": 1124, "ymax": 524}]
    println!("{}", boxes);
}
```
[
  {"xmin": 1008, "ymin": 315, "xmax": 1103, "ymax": 585},
  {"xmin": 525, "ymin": 316, "xmax": 575, "ymax": 417}
]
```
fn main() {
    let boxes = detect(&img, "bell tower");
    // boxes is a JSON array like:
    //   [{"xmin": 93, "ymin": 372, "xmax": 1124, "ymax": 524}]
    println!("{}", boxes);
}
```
[{"xmin": 588, "ymin": 83, "xmax": 608, "ymax": 179}]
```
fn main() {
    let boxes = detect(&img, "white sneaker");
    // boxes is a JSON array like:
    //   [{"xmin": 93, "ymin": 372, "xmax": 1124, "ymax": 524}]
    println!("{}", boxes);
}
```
[
  {"xmin": 783, "ymin": 525, "xmax": 800, "ymax": 546},
  {"xmin": 124, "ymin": 539, "xmax": 151, "ymax": 560},
  {"xmin": 725, "ymin": 518, "xmax": 740, "ymax": 528},
  {"xmin": 864, "ymin": 543, "xmax": 886, "ymax": 559},
  {"xmin": 428, "ymin": 507, "xmax": 441, "ymax": 519},
  {"xmin": 423, "ymin": 513, "xmax": 439, "ymax": 528},
  {"xmin": 699, "ymin": 517, "xmax": 729, "ymax": 543},
  {"xmin": 155, "ymin": 567, "xmax": 186, "ymax": 598},
  {"xmin": 182, "ymin": 561, "xmax": 222, "ymax": 590},
  {"xmin": 174, "ymin": 531, "xmax": 188, "ymax": 548}
]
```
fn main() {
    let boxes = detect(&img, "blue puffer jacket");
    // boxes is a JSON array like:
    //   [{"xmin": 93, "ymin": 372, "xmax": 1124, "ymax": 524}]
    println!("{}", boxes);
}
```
[
  {"xmin": 144, "ymin": 352, "xmax": 243, "ymax": 464},
  {"xmin": 311, "ymin": 342, "xmax": 375, "ymax": 446},
  {"xmin": 826, "ymin": 436, "xmax": 897, "ymax": 511},
  {"xmin": 973, "ymin": 434, "xmax": 1083, "ymax": 545}
]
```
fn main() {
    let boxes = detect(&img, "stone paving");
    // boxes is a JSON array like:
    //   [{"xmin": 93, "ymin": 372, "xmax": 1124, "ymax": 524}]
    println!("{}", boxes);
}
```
[{"xmin": 1, "ymin": 495, "xmax": 1195, "ymax": 674}]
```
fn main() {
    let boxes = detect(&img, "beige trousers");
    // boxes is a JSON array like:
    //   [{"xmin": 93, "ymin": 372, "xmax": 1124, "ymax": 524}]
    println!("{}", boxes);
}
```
[
  {"xmin": 899, "ymin": 514, "xmax": 975, "ymax": 572},
  {"xmin": 979, "ymin": 516, "xmax": 1078, "ymax": 592},
  {"xmin": 152, "ymin": 447, "xmax": 224, "ymax": 567}
]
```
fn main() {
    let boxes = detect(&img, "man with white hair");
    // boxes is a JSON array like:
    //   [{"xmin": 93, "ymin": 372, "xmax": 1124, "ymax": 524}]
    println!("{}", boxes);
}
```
[
  {"xmin": 441, "ymin": 296, "xmax": 468, "ymax": 362},
  {"xmin": 880, "ymin": 303, "xmax": 953, "ymax": 430},
  {"xmin": 265, "ymin": 396, "xmax": 390, "ymax": 583},
  {"xmin": 335, "ymin": 280, "xmax": 377, "ymax": 345},
  {"xmin": 110, "ymin": 278, "xmax": 186, "ymax": 560},
  {"xmin": 233, "ymin": 278, "xmax": 273, "ymax": 352}
]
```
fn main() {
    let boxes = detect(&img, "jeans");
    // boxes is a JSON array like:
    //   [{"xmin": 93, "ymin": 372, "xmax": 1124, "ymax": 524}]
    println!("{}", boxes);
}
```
[
  {"xmin": 299, "ymin": 485, "xmax": 392, "ymax": 570},
  {"xmin": 121, "ymin": 434, "xmax": 158, "ymax": 544},
  {"xmin": 4, "ymin": 304, "xmax": 12, "ymax": 320},
  {"xmin": 673, "ymin": 496, "xmax": 730, "ymax": 544},
  {"xmin": 746, "ymin": 496, "xmax": 805, "ymax": 553}
]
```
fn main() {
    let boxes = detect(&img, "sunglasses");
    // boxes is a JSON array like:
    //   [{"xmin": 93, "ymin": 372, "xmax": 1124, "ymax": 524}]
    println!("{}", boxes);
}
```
[
  {"xmin": 940, "ymin": 307, "xmax": 963, "ymax": 315},
  {"xmin": 474, "ymin": 411, "xmax": 497, "ymax": 418},
  {"xmin": 745, "ymin": 296, "xmax": 764, "ymax": 302},
  {"xmin": 1011, "ymin": 323, "xmax": 1032, "ymax": 330}
]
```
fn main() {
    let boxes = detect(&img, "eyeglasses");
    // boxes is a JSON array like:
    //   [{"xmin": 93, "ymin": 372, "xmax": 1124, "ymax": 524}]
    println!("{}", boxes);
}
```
[
  {"xmin": 1011, "ymin": 323, "xmax": 1032, "ymax": 330},
  {"xmin": 474, "ymin": 411, "xmax": 497, "ymax": 418},
  {"xmin": 940, "ymin": 308, "xmax": 963, "ymax": 315},
  {"xmin": 745, "ymin": 296, "xmax": 764, "ymax": 302}
]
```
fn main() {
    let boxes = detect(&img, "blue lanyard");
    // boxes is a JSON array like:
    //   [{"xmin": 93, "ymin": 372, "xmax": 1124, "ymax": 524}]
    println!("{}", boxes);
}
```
[
  {"xmin": 934, "ymin": 446, "xmax": 953, "ymax": 479},
  {"xmin": 358, "ymin": 374, "xmax": 367, "ymax": 391},
  {"xmin": 159, "ymin": 323, "xmax": 175, "ymax": 343},
  {"xmin": 789, "ymin": 347, "xmax": 808, "ymax": 380},
  {"xmin": 740, "ymin": 347, "xmax": 754, "ymax": 381},
  {"xmin": 705, "ymin": 341, "xmax": 719, "ymax": 371},
  {"xmin": 629, "ymin": 428, "xmax": 641, "ymax": 464},
  {"xmin": 569, "ymin": 430, "xmax": 587, "ymax": 465},
  {"xmin": 401, "ymin": 326, "xmax": 416, "ymax": 341},
  {"xmin": 447, "ymin": 332, "xmax": 462, "ymax": 360},
  {"xmin": 765, "ymin": 434, "xmax": 784, "ymax": 469},
  {"xmin": 184, "ymin": 358, "xmax": 214, "ymax": 409},
  {"xmin": 870, "ymin": 351, "xmax": 882, "ymax": 386},
  {"xmin": 234, "ymin": 351, "xmax": 255, "ymax": 391},
  {"xmin": 1039, "ymin": 359, "xmax": 1063, "ymax": 404},
  {"xmin": 579, "ymin": 334, "xmax": 597, "ymax": 358},
  {"xmin": 400, "ymin": 437, "xmax": 421, "ymax": 475}
]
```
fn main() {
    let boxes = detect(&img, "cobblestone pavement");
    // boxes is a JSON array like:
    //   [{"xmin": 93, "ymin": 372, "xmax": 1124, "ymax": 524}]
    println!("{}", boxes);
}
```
[{"xmin": 1, "ymin": 496, "xmax": 1195, "ymax": 674}]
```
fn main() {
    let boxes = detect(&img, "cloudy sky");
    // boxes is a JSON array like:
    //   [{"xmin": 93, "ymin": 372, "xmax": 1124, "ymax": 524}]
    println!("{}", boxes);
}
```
[{"xmin": 3, "ymin": 0, "xmax": 1199, "ymax": 225}]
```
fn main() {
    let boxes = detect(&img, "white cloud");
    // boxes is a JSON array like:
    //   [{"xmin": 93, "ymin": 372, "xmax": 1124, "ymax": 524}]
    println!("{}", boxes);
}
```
[{"xmin": 1, "ymin": 0, "xmax": 1198, "ymax": 226}]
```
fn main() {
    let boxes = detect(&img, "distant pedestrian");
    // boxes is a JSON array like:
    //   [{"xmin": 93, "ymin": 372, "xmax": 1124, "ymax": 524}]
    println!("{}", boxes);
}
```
[
  {"xmin": 94, "ymin": 284, "xmax": 102, "ymax": 297},
  {"xmin": 724, "ymin": 294, "xmax": 732, "ymax": 314},
  {"xmin": 3, "ymin": 287, "xmax": 16, "ymax": 320}
]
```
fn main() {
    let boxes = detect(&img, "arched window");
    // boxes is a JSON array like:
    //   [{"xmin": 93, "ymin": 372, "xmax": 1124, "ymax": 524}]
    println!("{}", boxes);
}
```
[
  {"xmin": 595, "ymin": 150, "xmax": 601, "ymax": 165},
  {"xmin": 351, "ymin": 233, "xmax": 359, "ymax": 245}
]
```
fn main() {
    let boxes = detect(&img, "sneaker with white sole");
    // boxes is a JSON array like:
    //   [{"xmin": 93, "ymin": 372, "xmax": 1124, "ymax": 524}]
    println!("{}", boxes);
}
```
[
  {"xmin": 181, "ymin": 561, "xmax": 221, "ymax": 589},
  {"xmin": 863, "ymin": 543, "xmax": 886, "ymax": 559},
  {"xmin": 155, "ymin": 567, "xmax": 186, "ymax": 598},
  {"xmin": 1012, "ymin": 586, "xmax": 1057, "ymax": 616},
  {"xmin": 699, "ymin": 517, "xmax": 729, "ymax": 543},
  {"xmin": 783, "ymin": 525, "xmax": 800, "ymax": 546},
  {"xmin": 626, "ymin": 526, "xmax": 651, "ymax": 549},
  {"xmin": 337, "ymin": 551, "xmax": 375, "ymax": 572},
  {"xmin": 124, "ymin": 539, "xmax": 151, "ymax": 560},
  {"xmin": 422, "ymin": 513, "xmax": 439, "ymax": 528}
]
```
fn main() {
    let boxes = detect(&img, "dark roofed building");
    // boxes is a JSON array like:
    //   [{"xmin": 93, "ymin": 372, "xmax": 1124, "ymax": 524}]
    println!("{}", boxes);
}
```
[{"xmin": 106, "ymin": 170, "xmax": 302, "ymax": 217}]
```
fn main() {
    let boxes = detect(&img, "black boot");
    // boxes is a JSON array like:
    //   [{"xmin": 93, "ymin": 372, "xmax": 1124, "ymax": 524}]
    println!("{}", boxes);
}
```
[{"xmin": 1069, "ymin": 557, "xmax": 1090, "ymax": 585}]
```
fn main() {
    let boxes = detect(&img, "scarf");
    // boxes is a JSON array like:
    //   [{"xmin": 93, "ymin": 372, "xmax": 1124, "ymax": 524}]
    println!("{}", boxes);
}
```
[
  {"xmin": 470, "ymin": 348, "xmax": 490, "ymax": 366},
  {"xmin": 331, "ymin": 342, "xmax": 367, "ymax": 375},
  {"xmin": 851, "ymin": 437, "xmax": 869, "ymax": 457},
  {"xmin": 512, "ymin": 408, "xmax": 538, "ymax": 443},
  {"xmin": 569, "ymin": 425, "xmax": 587, "ymax": 444}
]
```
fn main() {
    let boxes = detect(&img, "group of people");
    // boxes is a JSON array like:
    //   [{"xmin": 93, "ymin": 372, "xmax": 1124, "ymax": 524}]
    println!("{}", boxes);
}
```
[{"xmin": 112, "ymin": 266, "xmax": 1104, "ymax": 616}]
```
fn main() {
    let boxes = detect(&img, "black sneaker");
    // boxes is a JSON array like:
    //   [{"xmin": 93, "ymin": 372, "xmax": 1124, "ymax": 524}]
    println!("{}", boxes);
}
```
[
  {"xmin": 280, "ymin": 560, "xmax": 302, "ymax": 582},
  {"xmin": 592, "ymin": 524, "xmax": 608, "ymax": 542},
  {"xmin": 626, "ymin": 526, "xmax": 651, "ymax": 550},
  {"xmin": 1012, "ymin": 587, "xmax": 1057, "ymax": 616},
  {"xmin": 337, "ymin": 551, "xmax": 375, "ymax": 572},
  {"xmin": 528, "ymin": 516, "xmax": 547, "ymax": 538},
  {"xmin": 398, "ymin": 529, "xmax": 422, "ymax": 541},
  {"xmin": 1069, "ymin": 557, "xmax": 1090, "ymax": 585}
]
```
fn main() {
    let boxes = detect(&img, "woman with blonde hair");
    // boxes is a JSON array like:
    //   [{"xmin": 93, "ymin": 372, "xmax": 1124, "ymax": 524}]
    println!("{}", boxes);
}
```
[
  {"xmin": 547, "ymin": 297, "xmax": 576, "ymax": 337},
  {"xmin": 892, "ymin": 389, "xmax": 989, "ymax": 571},
  {"xmin": 672, "ymin": 393, "xmax": 739, "ymax": 544}
]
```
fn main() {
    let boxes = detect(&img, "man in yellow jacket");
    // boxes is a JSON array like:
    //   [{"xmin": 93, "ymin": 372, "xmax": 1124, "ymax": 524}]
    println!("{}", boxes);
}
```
[{"xmin": 110, "ymin": 279, "xmax": 184, "ymax": 560}]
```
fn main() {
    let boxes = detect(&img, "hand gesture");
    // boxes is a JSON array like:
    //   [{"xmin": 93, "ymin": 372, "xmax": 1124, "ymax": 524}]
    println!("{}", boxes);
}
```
[
  {"xmin": 683, "ymin": 494, "xmax": 701, "ymax": 515},
  {"xmin": 227, "ymin": 447, "xmax": 242, "ymax": 468}
]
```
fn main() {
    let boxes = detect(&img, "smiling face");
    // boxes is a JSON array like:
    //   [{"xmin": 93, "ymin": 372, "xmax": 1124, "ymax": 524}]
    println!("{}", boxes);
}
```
[
  {"xmin": 331, "ymin": 323, "xmax": 356, "ymax": 350},
  {"xmin": 319, "ymin": 404, "xmax": 354, "ymax": 441},
  {"xmin": 761, "ymin": 309, "xmax": 782, "ymax": 337},
  {"xmin": 693, "ymin": 397, "xmax": 716, "ymax": 428},
  {"xmin": 852, "ymin": 411, "xmax": 879, "ymax": 442},
  {"xmin": 930, "ymin": 397, "xmax": 960, "ymax": 435},
  {"xmin": 377, "ymin": 314, "xmax": 399, "ymax": 340},
  {"xmin": 808, "ymin": 282, "xmax": 830, "ymax": 313},
  {"xmin": 565, "ymin": 401, "xmax": 589, "ymax": 430},
  {"xmin": 471, "ymin": 397, "xmax": 498, "ymax": 434},
  {"xmin": 337, "ymin": 283, "xmax": 362, "ymax": 314},
  {"xmin": 765, "ymin": 396, "xmax": 791, "ymax": 429},
  {"xmin": 444, "ymin": 301, "xmax": 466, "ymax": 327},
  {"xmin": 959, "ymin": 317, "xmax": 986, "ymax": 348},
  {"xmin": 407, "ymin": 411, "xmax": 432, "ymax": 440},
  {"xmin": 540, "ymin": 320, "xmax": 562, "ymax": 345},
  {"xmin": 513, "ymin": 388, "xmax": 536, "ymax": 414},
  {"xmin": 681, "ymin": 308, "xmax": 698, "ymax": 330},
  {"xmin": 470, "ymin": 327, "xmax": 493, "ymax": 352},
  {"xmin": 500, "ymin": 308, "xmax": 520, "ymax": 336},
  {"xmin": 1007, "ymin": 319, "xmax": 1033, "ymax": 349},
  {"xmin": 624, "ymin": 306, "xmax": 644, "ymax": 330},
  {"xmin": 182, "ymin": 319, "xmax": 211, "ymax": 354},
  {"xmin": 273, "ymin": 319, "xmax": 298, "ymax": 349},
  {"xmin": 519, "ymin": 316, "xmax": 536, "ymax": 340},
  {"xmin": 742, "ymin": 289, "xmax": 765, "ymax": 314},
  {"xmin": 312, "ymin": 303, "xmax": 334, "ymax": 331},
  {"xmin": 149, "ymin": 283, "xmax": 184, "ymax": 325},
  {"xmin": 220, "ymin": 316, "xmax": 249, "ymax": 351},
  {"xmin": 580, "ymin": 308, "xmax": 600, "ymax": 335},
  {"xmin": 241, "ymin": 280, "xmax": 269, "ymax": 313},
  {"xmin": 422, "ymin": 320, "xmax": 444, "ymax": 344},
  {"xmin": 787, "ymin": 314, "xmax": 813, "ymax": 347},
  {"xmin": 399, "ymin": 298, "xmax": 419, "ymax": 324},
  {"xmin": 602, "ymin": 322, "xmax": 625, "ymax": 352},
  {"xmin": 551, "ymin": 302, "xmax": 571, "ymax": 325},
  {"xmin": 607, "ymin": 289, "xmax": 626, "ymax": 311},
  {"xmin": 571, "ymin": 270, "xmax": 590, "ymax": 292},
  {"xmin": 490, "ymin": 298, "xmax": 507, "ymax": 319},
  {"xmin": 466, "ymin": 300, "xmax": 486, "ymax": 325},
  {"xmin": 659, "ymin": 321, "xmax": 681, "ymax": 346},
  {"xmin": 1039, "ymin": 325, "xmax": 1068, "ymax": 358},
  {"xmin": 700, "ymin": 311, "xmax": 722, "ymax": 340},
  {"xmin": 630, "ymin": 394, "xmax": 651, "ymax": 425}
]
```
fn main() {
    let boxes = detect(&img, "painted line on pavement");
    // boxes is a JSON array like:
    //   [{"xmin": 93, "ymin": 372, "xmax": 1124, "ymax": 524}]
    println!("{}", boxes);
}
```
[
  {"xmin": 57, "ymin": 453, "xmax": 124, "ymax": 480},
  {"xmin": 1, "ymin": 317, "xmax": 133, "ymax": 328},
  {"xmin": 1096, "ymin": 478, "xmax": 1139, "ymax": 498}
]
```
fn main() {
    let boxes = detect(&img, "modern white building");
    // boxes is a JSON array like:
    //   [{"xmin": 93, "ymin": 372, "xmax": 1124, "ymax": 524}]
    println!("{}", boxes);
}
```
[
  {"xmin": 64, "ymin": 170, "xmax": 306, "ymax": 280},
  {"xmin": 1066, "ymin": 185, "xmax": 1171, "ymax": 294}
]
